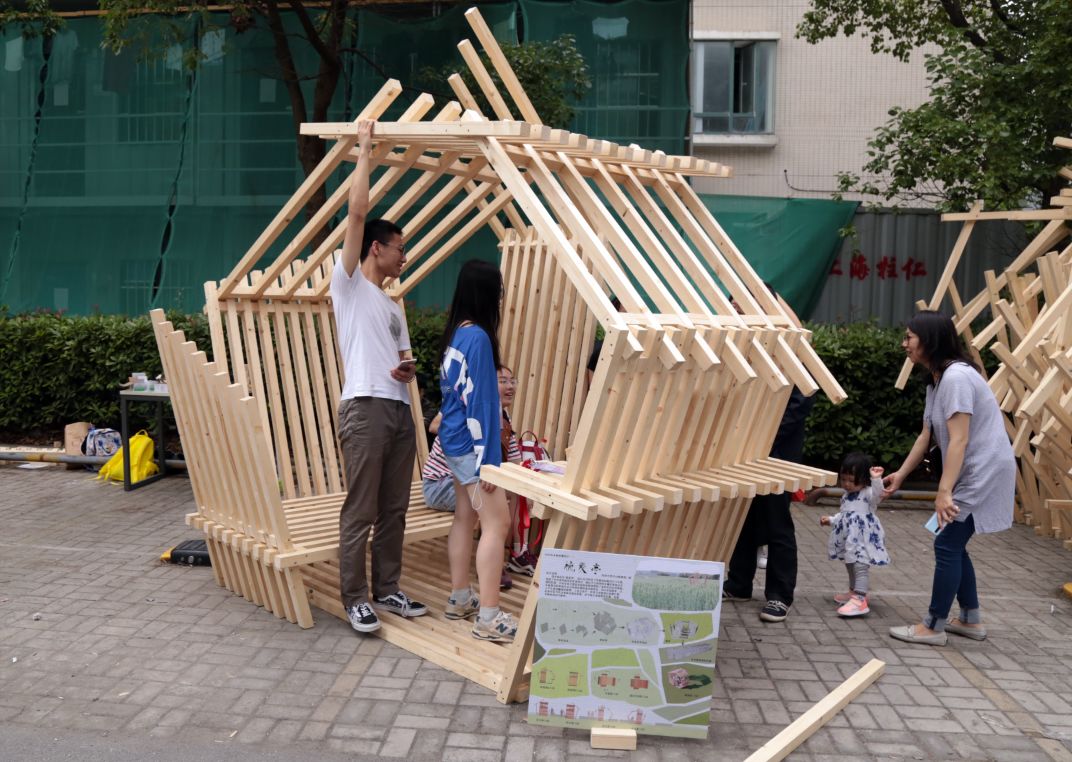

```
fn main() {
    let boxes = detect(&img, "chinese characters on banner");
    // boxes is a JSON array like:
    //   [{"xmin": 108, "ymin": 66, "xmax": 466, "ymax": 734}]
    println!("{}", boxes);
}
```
[
  {"xmin": 829, "ymin": 252, "xmax": 928, "ymax": 282},
  {"xmin": 528, "ymin": 549, "xmax": 724, "ymax": 740}
]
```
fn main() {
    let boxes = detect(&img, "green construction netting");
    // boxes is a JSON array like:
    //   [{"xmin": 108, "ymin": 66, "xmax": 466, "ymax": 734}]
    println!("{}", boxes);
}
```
[
  {"xmin": 352, "ymin": 2, "xmax": 518, "ymax": 118},
  {"xmin": 520, "ymin": 0, "xmax": 689, "ymax": 154},
  {"xmin": 696, "ymin": 194, "xmax": 859, "ymax": 320},
  {"xmin": 1, "ymin": 2, "xmax": 698, "ymax": 315}
]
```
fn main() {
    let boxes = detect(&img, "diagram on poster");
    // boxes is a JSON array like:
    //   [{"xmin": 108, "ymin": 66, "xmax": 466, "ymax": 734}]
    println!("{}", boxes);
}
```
[{"xmin": 527, "ymin": 549, "xmax": 723, "ymax": 739}]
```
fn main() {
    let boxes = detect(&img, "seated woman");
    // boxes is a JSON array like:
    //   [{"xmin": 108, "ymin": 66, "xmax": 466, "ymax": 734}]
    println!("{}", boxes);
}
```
[{"xmin": 421, "ymin": 365, "xmax": 522, "ymax": 513}]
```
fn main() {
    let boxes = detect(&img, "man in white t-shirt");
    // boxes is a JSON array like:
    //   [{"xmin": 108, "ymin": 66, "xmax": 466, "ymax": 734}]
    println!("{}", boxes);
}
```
[{"xmin": 330, "ymin": 120, "xmax": 427, "ymax": 633}]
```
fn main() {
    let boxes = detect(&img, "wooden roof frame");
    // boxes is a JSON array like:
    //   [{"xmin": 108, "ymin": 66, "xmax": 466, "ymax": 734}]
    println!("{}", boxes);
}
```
[{"xmin": 169, "ymin": 7, "xmax": 848, "ymax": 706}]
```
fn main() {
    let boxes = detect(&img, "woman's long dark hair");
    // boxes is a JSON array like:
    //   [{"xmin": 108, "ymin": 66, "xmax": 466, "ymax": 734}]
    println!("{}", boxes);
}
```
[
  {"xmin": 906, "ymin": 310, "xmax": 978, "ymax": 382},
  {"xmin": 441, "ymin": 259, "xmax": 503, "ymax": 370}
]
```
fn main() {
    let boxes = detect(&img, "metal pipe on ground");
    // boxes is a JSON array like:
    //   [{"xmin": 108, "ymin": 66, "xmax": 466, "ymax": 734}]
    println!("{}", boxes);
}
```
[
  {"xmin": 0, "ymin": 451, "xmax": 188, "ymax": 470},
  {"xmin": 804, "ymin": 487, "xmax": 936, "ymax": 502}
]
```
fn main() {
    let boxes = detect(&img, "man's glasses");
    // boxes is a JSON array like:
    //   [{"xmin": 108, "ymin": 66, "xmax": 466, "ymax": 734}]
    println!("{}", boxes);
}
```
[{"xmin": 378, "ymin": 240, "xmax": 405, "ymax": 255}]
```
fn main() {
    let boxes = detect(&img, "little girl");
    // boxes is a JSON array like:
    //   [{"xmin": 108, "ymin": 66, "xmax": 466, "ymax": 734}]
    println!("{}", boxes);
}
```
[{"xmin": 820, "ymin": 452, "xmax": 890, "ymax": 617}]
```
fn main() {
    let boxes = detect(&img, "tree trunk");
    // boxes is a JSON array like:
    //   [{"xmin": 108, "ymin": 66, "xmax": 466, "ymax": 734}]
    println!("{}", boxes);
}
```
[{"xmin": 300, "ymin": 0, "xmax": 348, "ymax": 249}]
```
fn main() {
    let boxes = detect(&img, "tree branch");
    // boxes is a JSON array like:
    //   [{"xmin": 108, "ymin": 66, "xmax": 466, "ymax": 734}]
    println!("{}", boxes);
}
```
[
  {"xmin": 308, "ymin": 0, "xmax": 345, "ymax": 122},
  {"xmin": 263, "ymin": 0, "xmax": 308, "ymax": 127},
  {"xmin": 987, "ymin": 0, "xmax": 1021, "ymax": 34},
  {"xmin": 938, "ymin": 0, "xmax": 991, "ymax": 50},
  {"xmin": 285, "ymin": 0, "xmax": 337, "ymax": 66}
]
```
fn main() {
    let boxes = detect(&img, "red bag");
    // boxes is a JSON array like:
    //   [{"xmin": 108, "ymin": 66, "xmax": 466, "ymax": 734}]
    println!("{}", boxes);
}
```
[{"xmin": 516, "ymin": 431, "xmax": 551, "ymax": 551}]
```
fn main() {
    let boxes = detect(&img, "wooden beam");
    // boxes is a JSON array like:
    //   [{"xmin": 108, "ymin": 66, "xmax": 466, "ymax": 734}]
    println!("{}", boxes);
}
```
[
  {"xmin": 744, "ymin": 659, "xmax": 885, "ymax": 762},
  {"xmin": 464, "ymin": 7, "xmax": 541, "ymax": 124},
  {"xmin": 219, "ymin": 78, "xmax": 402, "ymax": 297}
]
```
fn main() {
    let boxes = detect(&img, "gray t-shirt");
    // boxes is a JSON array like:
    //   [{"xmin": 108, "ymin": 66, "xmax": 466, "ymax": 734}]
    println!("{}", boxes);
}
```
[{"xmin": 923, "ymin": 362, "xmax": 1015, "ymax": 534}]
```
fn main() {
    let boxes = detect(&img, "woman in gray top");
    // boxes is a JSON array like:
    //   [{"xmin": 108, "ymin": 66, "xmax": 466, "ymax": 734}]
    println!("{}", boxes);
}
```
[{"xmin": 883, "ymin": 311, "xmax": 1016, "ymax": 646}]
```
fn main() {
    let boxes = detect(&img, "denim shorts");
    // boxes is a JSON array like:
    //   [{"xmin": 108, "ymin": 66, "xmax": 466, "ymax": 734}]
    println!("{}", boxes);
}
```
[
  {"xmin": 443, "ymin": 450, "xmax": 480, "ymax": 486},
  {"xmin": 421, "ymin": 477, "xmax": 456, "ymax": 512}
]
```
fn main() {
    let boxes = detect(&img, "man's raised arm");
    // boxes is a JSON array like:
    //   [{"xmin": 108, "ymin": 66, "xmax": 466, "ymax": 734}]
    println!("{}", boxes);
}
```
[{"xmin": 339, "ymin": 120, "xmax": 374, "ymax": 277}]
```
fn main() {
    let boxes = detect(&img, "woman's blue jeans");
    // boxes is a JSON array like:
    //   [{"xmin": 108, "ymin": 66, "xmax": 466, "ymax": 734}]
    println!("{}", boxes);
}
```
[{"xmin": 924, "ymin": 514, "xmax": 980, "ymax": 631}]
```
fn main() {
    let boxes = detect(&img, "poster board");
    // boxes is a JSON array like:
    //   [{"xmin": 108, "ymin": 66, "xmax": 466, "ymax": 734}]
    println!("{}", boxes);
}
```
[{"xmin": 527, "ymin": 549, "xmax": 724, "ymax": 739}]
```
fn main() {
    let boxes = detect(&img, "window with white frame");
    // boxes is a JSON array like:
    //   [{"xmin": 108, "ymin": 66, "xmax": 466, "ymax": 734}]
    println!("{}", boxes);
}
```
[{"xmin": 691, "ymin": 39, "xmax": 776, "ymax": 135}]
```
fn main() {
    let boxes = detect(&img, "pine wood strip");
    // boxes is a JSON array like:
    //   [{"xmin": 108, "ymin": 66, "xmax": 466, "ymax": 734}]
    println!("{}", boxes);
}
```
[
  {"xmin": 464, "ymin": 7, "xmax": 540, "ymax": 124},
  {"xmin": 254, "ymin": 305, "xmax": 296, "ymax": 499},
  {"xmin": 744, "ymin": 659, "xmax": 885, "ymax": 762},
  {"xmin": 533, "ymin": 250, "xmax": 574, "ymax": 441},
  {"xmin": 631, "ymin": 358, "xmax": 687, "ymax": 479},
  {"xmin": 393, "ymin": 186, "xmax": 516, "ymax": 298},
  {"xmin": 270, "ymin": 305, "xmax": 313, "ymax": 496},
  {"xmin": 238, "ymin": 303, "xmax": 274, "ymax": 448},
  {"xmin": 600, "ymin": 361, "xmax": 652, "ymax": 490},
  {"xmin": 501, "ymin": 231, "xmax": 527, "ymax": 376},
  {"xmin": 203, "ymin": 281, "xmax": 228, "ymax": 366},
  {"xmin": 456, "ymin": 39, "xmax": 515, "ymax": 120},
  {"xmin": 558, "ymin": 266, "xmax": 596, "ymax": 458},
  {"xmin": 152, "ymin": 316, "xmax": 207, "ymax": 511},
  {"xmin": 521, "ymin": 146, "xmax": 655, "ymax": 330},
  {"xmin": 302, "ymin": 309, "xmax": 343, "ymax": 493},
  {"xmin": 179, "ymin": 347, "xmax": 237, "ymax": 528},
  {"xmin": 220, "ymin": 78, "xmax": 403, "ymax": 296},
  {"xmin": 254, "ymin": 137, "xmax": 405, "ymax": 299},
  {"xmin": 517, "ymin": 233, "xmax": 548, "ymax": 432},
  {"xmin": 542, "ymin": 257, "xmax": 579, "ymax": 453},
  {"xmin": 284, "ymin": 306, "xmax": 329, "ymax": 495},
  {"xmin": 477, "ymin": 134, "xmax": 633, "ymax": 338}
]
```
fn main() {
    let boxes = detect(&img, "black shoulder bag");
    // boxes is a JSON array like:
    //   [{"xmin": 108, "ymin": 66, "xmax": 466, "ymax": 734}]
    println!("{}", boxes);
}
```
[
  {"xmin": 922, "ymin": 426, "xmax": 943, "ymax": 483},
  {"xmin": 922, "ymin": 372, "xmax": 943, "ymax": 482}
]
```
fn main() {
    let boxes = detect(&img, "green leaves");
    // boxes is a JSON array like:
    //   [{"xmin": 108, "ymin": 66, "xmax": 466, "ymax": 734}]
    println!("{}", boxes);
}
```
[
  {"xmin": 0, "ymin": 311, "xmax": 210, "ymax": 436},
  {"xmin": 421, "ymin": 34, "xmax": 591, "ymax": 128},
  {"xmin": 798, "ymin": 0, "xmax": 1072, "ymax": 211},
  {"xmin": 0, "ymin": 306, "xmax": 450, "ymax": 439},
  {"xmin": 0, "ymin": 0, "xmax": 62, "ymax": 39},
  {"xmin": 0, "ymin": 309, "xmax": 941, "ymax": 474}
]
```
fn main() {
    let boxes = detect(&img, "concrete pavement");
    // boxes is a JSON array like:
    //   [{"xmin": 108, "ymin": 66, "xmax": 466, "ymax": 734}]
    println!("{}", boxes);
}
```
[{"xmin": 1, "ymin": 466, "xmax": 1070, "ymax": 761}]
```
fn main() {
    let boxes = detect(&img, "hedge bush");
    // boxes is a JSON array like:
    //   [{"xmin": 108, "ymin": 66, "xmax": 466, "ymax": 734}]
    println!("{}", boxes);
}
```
[
  {"xmin": 0, "ymin": 310, "xmax": 932, "ymax": 470},
  {"xmin": 0, "ymin": 310, "xmax": 211, "ymax": 438},
  {"xmin": 0, "ymin": 308, "xmax": 450, "ymax": 438},
  {"xmin": 803, "ymin": 321, "xmax": 928, "ymax": 471}
]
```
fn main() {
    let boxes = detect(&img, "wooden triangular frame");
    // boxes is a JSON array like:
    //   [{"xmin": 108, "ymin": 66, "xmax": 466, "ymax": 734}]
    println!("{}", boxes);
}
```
[
  {"xmin": 897, "ymin": 136, "xmax": 1072, "ymax": 546},
  {"xmin": 160, "ymin": 8, "xmax": 846, "ymax": 704}
]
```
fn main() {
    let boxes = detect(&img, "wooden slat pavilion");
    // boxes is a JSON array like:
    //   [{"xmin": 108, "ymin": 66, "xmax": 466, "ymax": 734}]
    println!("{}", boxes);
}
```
[{"xmin": 154, "ymin": 7, "xmax": 844, "ymax": 703}]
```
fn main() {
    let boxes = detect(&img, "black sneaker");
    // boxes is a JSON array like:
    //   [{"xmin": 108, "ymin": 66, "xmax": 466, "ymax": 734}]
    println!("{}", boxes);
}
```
[
  {"xmin": 759, "ymin": 600, "xmax": 790, "ymax": 622},
  {"xmin": 373, "ymin": 590, "xmax": 428, "ymax": 618},
  {"xmin": 347, "ymin": 601, "xmax": 380, "ymax": 633},
  {"xmin": 722, "ymin": 589, "xmax": 749, "ymax": 602}
]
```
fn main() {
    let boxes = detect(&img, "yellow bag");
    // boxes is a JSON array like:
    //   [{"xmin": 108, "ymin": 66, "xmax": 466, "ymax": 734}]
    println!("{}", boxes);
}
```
[{"xmin": 98, "ymin": 430, "xmax": 160, "ymax": 483}]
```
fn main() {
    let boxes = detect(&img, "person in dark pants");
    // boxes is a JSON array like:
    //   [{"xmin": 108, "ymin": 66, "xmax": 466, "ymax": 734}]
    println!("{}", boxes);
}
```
[{"xmin": 723, "ymin": 386, "xmax": 816, "ymax": 622}]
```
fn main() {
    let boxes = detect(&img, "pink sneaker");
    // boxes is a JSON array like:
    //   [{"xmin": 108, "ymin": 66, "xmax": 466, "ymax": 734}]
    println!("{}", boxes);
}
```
[
  {"xmin": 833, "ymin": 591, "xmax": 854, "ymax": 604},
  {"xmin": 837, "ymin": 594, "xmax": 870, "ymax": 617}
]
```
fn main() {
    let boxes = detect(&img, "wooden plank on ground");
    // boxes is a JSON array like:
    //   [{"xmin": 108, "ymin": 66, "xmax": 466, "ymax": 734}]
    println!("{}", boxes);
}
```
[{"xmin": 743, "ymin": 659, "xmax": 885, "ymax": 762}]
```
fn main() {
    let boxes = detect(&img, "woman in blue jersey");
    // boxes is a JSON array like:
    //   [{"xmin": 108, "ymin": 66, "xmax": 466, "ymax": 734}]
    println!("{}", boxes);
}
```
[{"xmin": 438, "ymin": 259, "xmax": 517, "ymax": 643}]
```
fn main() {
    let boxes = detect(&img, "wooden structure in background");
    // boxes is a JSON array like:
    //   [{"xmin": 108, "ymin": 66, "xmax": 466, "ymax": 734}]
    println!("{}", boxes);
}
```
[
  {"xmin": 155, "ymin": 7, "xmax": 843, "ymax": 703},
  {"xmin": 897, "ymin": 136, "xmax": 1072, "ymax": 549}
]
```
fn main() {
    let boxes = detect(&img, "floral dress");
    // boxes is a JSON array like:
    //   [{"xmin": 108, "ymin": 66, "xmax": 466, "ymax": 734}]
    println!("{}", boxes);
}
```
[{"xmin": 828, "ymin": 476, "xmax": 890, "ymax": 566}]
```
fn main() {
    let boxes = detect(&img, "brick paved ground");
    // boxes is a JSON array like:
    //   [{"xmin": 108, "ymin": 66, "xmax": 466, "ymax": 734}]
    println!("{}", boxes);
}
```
[{"xmin": 1, "ymin": 465, "xmax": 1071, "ymax": 761}]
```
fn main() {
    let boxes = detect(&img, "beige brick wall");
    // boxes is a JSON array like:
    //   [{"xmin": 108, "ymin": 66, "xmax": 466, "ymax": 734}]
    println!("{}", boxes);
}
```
[{"xmin": 690, "ymin": 0, "xmax": 931, "ymax": 201}]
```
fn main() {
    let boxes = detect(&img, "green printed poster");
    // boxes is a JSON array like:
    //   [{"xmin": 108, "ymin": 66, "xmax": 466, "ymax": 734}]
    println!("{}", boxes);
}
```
[{"xmin": 527, "ymin": 549, "xmax": 724, "ymax": 739}]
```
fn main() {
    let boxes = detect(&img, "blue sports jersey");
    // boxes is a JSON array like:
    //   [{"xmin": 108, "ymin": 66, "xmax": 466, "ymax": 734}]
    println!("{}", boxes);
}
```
[{"xmin": 438, "ymin": 324, "xmax": 502, "ymax": 467}]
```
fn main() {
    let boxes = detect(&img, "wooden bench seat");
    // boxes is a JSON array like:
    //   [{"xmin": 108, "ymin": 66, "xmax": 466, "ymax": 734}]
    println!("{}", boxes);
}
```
[{"xmin": 273, "ymin": 483, "xmax": 456, "ymax": 568}]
